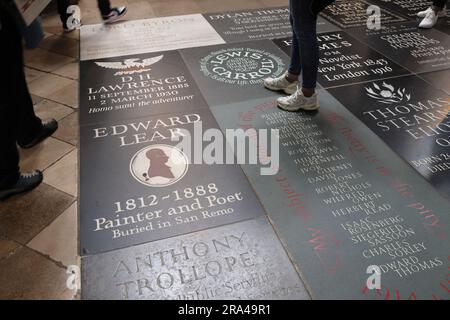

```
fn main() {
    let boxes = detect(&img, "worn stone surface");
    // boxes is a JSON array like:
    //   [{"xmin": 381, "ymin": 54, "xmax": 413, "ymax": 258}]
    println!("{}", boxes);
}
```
[
  {"xmin": 82, "ymin": 217, "xmax": 310, "ymax": 300},
  {"xmin": 80, "ymin": 14, "xmax": 225, "ymax": 61}
]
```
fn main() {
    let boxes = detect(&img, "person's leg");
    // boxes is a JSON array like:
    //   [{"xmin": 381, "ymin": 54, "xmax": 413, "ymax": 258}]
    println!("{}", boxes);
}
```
[
  {"xmin": 97, "ymin": 0, "xmax": 112, "ymax": 16},
  {"xmin": 57, "ymin": 0, "xmax": 71, "ymax": 24},
  {"xmin": 11, "ymin": 28, "xmax": 43, "ymax": 146},
  {"xmin": 287, "ymin": 9, "xmax": 301, "ymax": 82},
  {"xmin": 432, "ymin": 0, "xmax": 447, "ymax": 10},
  {"xmin": 0, "ymin": 10, "xmax": 42, "ymax": 198},
  {"xmin": 0, "ymin": 10, "xmax": 21, "ymax": 189},
  {"xmin": 290, "ymin": 0, "xmax": 319, "ymax": 96}
]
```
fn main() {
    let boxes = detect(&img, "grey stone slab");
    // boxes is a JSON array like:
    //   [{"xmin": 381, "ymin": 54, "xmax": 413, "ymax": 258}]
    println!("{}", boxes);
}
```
[
  {"xmin": 211, "ymin": 92, "xmax": 450, "ymax": 299},
  {"xmin": 419, "ymin": 69, "xmax": 450, "ymax": 95},
  {"xmin": 273, "ymin": 31, "xmax": 410, "ymax": 89},
  {"xmin": 203, "ymin": 7, "xmax": 292, "ymax": 43},
  {"xmin": 348, "ymin": 22, "xmax": 450, "ymax": 74},
  {"xmin": 180, "ymin": 40, "xmax": 290, "ymax": 107},
  {"xmin": 328, "ymin": 74, "xmax": 450, "ymax": 200},
  {"xmin": 80, "ymin": 14, "xmax": 225, "ymax": 61},
  {"xmin": 320, "ymin": 0, "xmax": 406, "ymax": 29},
  {"xmin": 81, "ymin": 216, "xmax": 310, "ymax": 300},
  {"xmin": 79, "ymin": 50, "xmax": 208, "ymax": 126},
  {"xmin": 79, "ymin": 109, "xmax": 264, "ymax": 255},
  {"xmin": 203, "ymin": 7, "xmax": 341, "ymax": 43}
]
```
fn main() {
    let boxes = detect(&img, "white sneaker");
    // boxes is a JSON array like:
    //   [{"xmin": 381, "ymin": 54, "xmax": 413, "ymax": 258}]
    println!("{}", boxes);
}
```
[
  {"xmin": 417, "ymin": 6, "xmax": 446, "ymax": 18},
  {"xmin": 264, "ymin": 73, "xmax": 298, "ymax": 95},
  {"xmin": 277, "ymin": 89, "xmax": 319, "ymax": 112},
  {"xmin": 419, "ymin": 10, "xmax": 439, "ymax": 28},
  {"xmin": 103, "ymin": 7, "xmax": 127, "ymax": 24}
]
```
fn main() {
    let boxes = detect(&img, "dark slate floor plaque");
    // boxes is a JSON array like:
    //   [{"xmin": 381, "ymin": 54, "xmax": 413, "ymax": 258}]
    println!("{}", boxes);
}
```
[
  {"xmin": 419, "ymin": 70, "xmax": 450, "ymax": 95},
  {"xmin": 81, "ymin": 217, "xmax": 310, "ymax": 300},
  {"xmin": 435, "ymin": 17, "xmax": 450, "ymax": 35},
  {"xmin": 371, "ymin": 0, "xmax": 450, "ymax": 19},
  {"xmin": 320, "ymin": 0, "xmax": 406, "ymax": 29},
  {"xmin": 211, "ymin": 92, "xmax": 450, "ymax": 299},
  {"xmin": 203, "ymin": 7, "xmax": 341, "ymax": 43},
  {"xmin": 349, "ymin": 22, "xmax": 450, "ymax": 74},
  {"xmin": 328, "ymin": 75, "xmax": 450, "ymax": 200},
  {"xmin": 79, "ymin": 109, "xmax": 264, "ymax": 255},
  {"xmin": 80, "ymin": 50, "xmax": 208, "ymax": 126},
  {"xmin": 180, "ymin": 40, "xmax": 290, "ymax": 107},
  {"xmin": 273, "ymin": 31, "xmax": 410, "ymax": 89}
]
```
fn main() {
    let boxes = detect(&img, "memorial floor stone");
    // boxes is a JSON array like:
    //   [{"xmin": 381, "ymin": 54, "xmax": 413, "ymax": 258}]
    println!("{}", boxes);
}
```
[
  {"xmin": 80, "ymin": 14, "xmax": 225, "ymax": 61},
  {"xmin": 180, "ymin": 40, "xmax": 290, "ymax": 107},
  {"xmin": 79, "ymin": 109, "xmax": 264, "ymax": 255},
  {"xmin": 419, "ymin": 70, "xmax": 450, "ymax": 95},
  {"xmin": 80, "ymin": 50, "xmax": 208, "ymax": 125},
  {"xmin": 328, "ymin": 75, "xmax": 450, "ymax": 200},
  {"xmin": 211, "ymin": 92, "xmax": 450, "ymax": 299},
  {"xmin": 273, "ymin": 31, "xmax": 410, "ymax": 89},
  {"xmin": 371, "ymin": 0, "xmax": 450, "ymax": 19},
  {"xmin": 203, "ymin": 7, "xmax": 341, "ymax": 44},
  {"xmin": 349, "ymin": 22, "xmax": 450, "ymax": 74},
  {"xmin": 320, "ymin": 0, "xmax": 406, "ymax": 29},
  {"xmin": 81, "ymin": 217, "xmax": 310, "ymax": 300}
]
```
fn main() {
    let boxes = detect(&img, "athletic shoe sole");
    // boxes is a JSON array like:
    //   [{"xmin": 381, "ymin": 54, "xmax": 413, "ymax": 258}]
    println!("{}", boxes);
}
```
[
  {"xmin": 264, "ymin": 83, "xmax": 298, "ymax": 95},
  {"xmin": 277, "ymin": 101, "xmax": 320, "ymax": 112}
]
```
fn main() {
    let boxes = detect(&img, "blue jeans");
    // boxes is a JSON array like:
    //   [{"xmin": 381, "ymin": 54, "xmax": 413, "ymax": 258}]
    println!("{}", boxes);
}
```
[{"xmin": 288, "ymin": 0, "xmax": 319, "ymax": 89}]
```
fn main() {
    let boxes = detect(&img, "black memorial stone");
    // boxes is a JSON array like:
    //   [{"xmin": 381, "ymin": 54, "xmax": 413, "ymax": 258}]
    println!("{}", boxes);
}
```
[
  {"xmin": 180, "ymin": 40, "xmax": 290, "ymax": 107},
  {"xmin": 273, "ymin": 31, "xmax": 410, "ymax": 89},
  {"xmin": 79, "ymin": 109, "xmax": 264, "ymax": 255},
  {"xmin": 419, "ymin": 70, "xmax": 450, "ymax": 95},
  {"xmin": 349, "ymin": 22, "xmax": 450, "ymax": 74},
  {"xmin": 328, "ymin": 75, "xmax": 450, "ymax": 200},
  {"xmin": 211, "ymin": 92, "xmax": 450, "ymax": 299},
  {"xmin": 81, "ymin": 217, "xmax": 310, "ymax": 300},
  {"xmin": 320, "ymin": 0, "xmax": 406, "ymax": 29},
  {"xmin": 371, "ymin": 0, "xmax": 450, "ymax": 19},
  {"xmin": 435, "ymin": 17, "xmax": 450, "ymax": 35},
  {"xmin": 203, "ymin": 7, "xmax": 341, "ymax": 43},
  {"xmin": 79, "ymin": 50, "xmax": 208, "ymax": 126}
]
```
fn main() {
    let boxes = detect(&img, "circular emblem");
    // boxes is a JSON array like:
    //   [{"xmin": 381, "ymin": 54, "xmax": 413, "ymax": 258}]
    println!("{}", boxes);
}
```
[
  {"xmin": 200, "ymin": 47, "xmax": 285, "ymax": 86},
  {"xmin": 129, "ymin": 144, "xmax": 189, "ymax": 187}
]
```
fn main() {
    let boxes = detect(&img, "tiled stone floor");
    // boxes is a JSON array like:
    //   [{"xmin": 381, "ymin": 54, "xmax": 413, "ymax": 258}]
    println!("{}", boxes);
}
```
[{"xmin": 0, "ymin": 0, "xmax": 287, "ymax": 300}]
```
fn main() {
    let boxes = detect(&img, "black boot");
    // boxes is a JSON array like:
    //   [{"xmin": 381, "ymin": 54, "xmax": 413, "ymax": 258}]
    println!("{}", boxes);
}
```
[
  {"xmin": 18, "ymin": 119, "xmax": 58, "ymax": 149},
  {"xmin": 0, "ymin": 170, "xmax": 43, "ymax": 201}
]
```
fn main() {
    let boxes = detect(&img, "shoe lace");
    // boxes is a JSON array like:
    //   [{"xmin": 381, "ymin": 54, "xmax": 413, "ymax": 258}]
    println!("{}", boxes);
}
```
[
  {"xmin": 425, "ymin": 10, "xmax": 437, "ymax": 19},
  {"xmin": 287, "ymin": 90, "xmax": 305, "ymax": 104}
]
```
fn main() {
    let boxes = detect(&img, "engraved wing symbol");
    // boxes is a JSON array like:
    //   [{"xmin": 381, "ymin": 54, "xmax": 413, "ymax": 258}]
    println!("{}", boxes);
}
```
[
  {"xmin": 94, "ymin": 55, "xmax": 164, "ymax": 70},
  {"xmin": 141, "ymin": 55, "xmax": 164, "ymax": 67},
  {"xmin": 95, "ymin": 61, "xmax": 131, "ymax": 70}
]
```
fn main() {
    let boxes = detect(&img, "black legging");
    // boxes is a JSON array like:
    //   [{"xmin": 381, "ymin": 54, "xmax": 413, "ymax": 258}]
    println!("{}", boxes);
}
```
[
  {"xmin": 57, "ymin": 0, "xmax": 112, "ymax": 23},
  {"xmin": 433, "ymin": 0, "xmax": 447, "ymax": 9}
]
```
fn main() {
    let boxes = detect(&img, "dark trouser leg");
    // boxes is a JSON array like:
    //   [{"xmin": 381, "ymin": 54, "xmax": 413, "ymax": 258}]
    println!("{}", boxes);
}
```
[
  {"xmin": 288, "ymin": 13, "xmax": 302, "ymax": 76},
  {"xmin": 433, "ymin": 0, "xmax": 447, "ymax": 9},
  {"xmin": 289, "ymin": 0, "xmax": 319, "ymax": 89},
  {"xmin": 57, "ymin": 0, "xmax": 71, "ymax": 24},
  {"xmin": 98, "ymin": 0, "xmax": 112, "ymax": 16},
  {"xmin": 11, "ymin": 28, "xmax": 42, "ymax": 145},
  {"xmin": 0, "ymin": 11, "xmax": 21, "ymax": 188}
]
